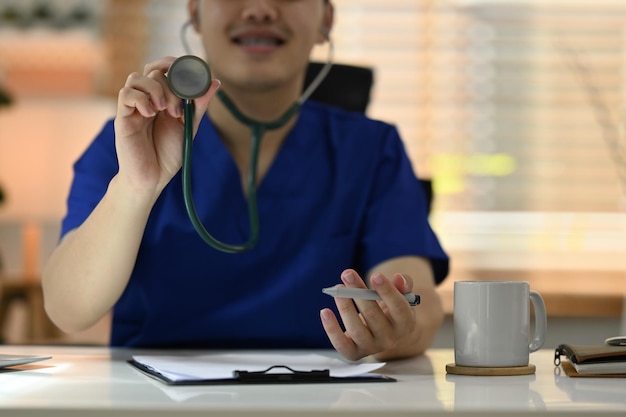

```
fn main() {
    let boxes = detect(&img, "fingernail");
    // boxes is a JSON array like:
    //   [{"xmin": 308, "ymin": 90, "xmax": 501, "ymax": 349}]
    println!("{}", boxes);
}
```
[
  {"xmin": 400, "ymin": 274, "xmax": 408, "ymax": 288},
  {"xmin": 341, "ymin": 270, "xmax": 355, "ymax": 284},
  {"xmin": 372, "ymin": 274, "xmax": 384, "ymax": 286},
  {"xmin": 215, "ymin": 79, "xmax": 222, "ymax": 89},
  {"xmin": 320, "ymin": 309, "xmax": 331, "ymax": 321}
]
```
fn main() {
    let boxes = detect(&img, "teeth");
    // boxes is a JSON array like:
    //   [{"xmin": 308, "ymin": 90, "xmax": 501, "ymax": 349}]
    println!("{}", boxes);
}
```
[{"xmin": 239, "ymin": 38, "xmax": 279, "ymax": 46}]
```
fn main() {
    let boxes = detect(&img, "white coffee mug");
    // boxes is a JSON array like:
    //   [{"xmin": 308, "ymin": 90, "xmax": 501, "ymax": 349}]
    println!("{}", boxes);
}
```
[{"xmin": 454, "ymin": 281, "xmax": 547, "ymax": 367}]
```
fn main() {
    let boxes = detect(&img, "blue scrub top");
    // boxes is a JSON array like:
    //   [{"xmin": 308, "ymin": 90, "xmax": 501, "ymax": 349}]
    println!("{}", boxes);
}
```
[{"xmin": 62, "ymin": 101, "xmax": 449, "ymax": 349}]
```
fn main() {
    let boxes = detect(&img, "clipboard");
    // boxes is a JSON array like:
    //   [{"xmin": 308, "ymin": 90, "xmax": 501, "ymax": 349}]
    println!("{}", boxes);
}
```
[
  {"xmin": 0, "ymin": 354, "xmax": 51, "ymax": 369},
  {"xmin": 128, "ymin": 360, "xmax": 396, "ymax": 385}
]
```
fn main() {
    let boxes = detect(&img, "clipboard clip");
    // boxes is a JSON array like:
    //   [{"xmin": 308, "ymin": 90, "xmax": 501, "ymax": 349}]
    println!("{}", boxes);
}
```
[{"xmin": 233, "ymin": 365, "xmax": 330, "ymax": 383}]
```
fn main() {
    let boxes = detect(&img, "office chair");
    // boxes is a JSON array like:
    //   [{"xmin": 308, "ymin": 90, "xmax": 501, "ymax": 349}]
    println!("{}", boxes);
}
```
[
  {"xmin": 303, "ymin": 61, "xmax": 433, "ymax": 214},
  {"xmin": 304, "ymin": 61, "xmax": 374, "ymax": 113}
]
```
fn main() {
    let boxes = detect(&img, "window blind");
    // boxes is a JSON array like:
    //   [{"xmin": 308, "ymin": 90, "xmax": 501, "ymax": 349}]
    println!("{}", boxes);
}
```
[{"xmin": 138, "ymin": 0, "xmax": 626, "ymax": 212}]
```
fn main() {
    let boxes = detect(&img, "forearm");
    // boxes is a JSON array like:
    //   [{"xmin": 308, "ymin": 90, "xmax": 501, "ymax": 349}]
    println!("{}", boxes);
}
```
[{"xmin": 42, "ymin": 175, "xmax": 156, "ymax": 333}]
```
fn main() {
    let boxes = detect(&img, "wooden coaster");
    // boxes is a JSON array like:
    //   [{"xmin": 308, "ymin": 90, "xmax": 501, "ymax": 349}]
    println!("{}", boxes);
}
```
[{"xmin": 446, "ymin": 363, "xmax": 536, "ymax": 376}]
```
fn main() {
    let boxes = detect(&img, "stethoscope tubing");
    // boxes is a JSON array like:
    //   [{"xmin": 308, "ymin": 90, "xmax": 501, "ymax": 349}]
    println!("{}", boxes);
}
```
[
  {"xmin": 181, "ymin": 99, "xmax": 261, "ymax": 253},
  {"xmin": 175, "ymin": 23, "xmax": 334, "ymax": 253}
]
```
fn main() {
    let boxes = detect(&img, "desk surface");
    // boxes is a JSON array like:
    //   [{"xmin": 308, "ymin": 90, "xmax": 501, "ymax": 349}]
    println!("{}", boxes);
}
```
[{"xmin": 0, "ymin": 345, "xmax": 625, "ymax": 416}]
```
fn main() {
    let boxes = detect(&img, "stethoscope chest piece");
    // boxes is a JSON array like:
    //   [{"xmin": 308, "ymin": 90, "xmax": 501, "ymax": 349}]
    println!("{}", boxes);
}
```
[{"xmin": 168, "ymin": 55, "xmax": 211, "ymax": 100}]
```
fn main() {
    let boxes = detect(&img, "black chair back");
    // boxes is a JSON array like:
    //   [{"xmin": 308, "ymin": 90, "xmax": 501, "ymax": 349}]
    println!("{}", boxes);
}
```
[{"xmin": 303, "ymin": 62, "xmax": 374, "ymax": 113}]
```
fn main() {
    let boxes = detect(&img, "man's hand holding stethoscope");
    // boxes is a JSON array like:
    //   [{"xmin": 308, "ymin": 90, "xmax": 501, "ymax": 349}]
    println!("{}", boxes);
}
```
[{"xmin": 114, "ymin": 56, "xmax": 220, "ymax": 199}]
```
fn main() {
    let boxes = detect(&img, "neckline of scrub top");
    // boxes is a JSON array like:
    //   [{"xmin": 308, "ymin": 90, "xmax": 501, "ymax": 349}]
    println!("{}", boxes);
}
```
[{"xmin": 195, "ymin": 103, "xmax": 322, "ymax": 199}]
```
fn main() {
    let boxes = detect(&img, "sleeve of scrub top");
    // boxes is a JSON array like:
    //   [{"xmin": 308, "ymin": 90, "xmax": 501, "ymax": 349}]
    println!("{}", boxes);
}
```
[
  {"xmin": 61, "ymin": 119, "xmax": 119, "ymax": 239},
  {"xmin": 357, "ymin": 125, "xmax": 449, "ymax": 284}
]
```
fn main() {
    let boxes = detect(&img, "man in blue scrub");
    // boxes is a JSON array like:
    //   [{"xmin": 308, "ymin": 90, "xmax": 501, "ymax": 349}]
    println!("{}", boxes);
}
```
[{"xmin": 42, "ymin": 0, "xmax": 449, "ymax": 361}]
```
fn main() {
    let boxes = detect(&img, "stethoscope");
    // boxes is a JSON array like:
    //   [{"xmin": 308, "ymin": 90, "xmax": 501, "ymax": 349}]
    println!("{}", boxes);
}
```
[{"xmin": 166, "ymin": 29, "xmax": 333, "ymax": 253}]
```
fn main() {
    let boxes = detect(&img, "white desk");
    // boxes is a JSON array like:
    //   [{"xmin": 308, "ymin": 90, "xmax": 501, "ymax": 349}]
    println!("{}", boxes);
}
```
[{"xmin": 0, "ymin": 345, "xmax": 625, "ymax": 416}]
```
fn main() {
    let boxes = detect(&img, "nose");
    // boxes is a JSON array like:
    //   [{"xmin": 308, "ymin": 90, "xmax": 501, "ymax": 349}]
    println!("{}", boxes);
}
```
[{"xmin": 241, "ymin": 0, "xmax": 279, "ymax": 23}]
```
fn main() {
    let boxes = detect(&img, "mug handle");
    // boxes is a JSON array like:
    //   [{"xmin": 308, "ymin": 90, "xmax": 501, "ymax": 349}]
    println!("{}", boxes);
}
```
[{"xmin": 529, "ymin": 290, "xmax": 547, "ymax": 352}]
